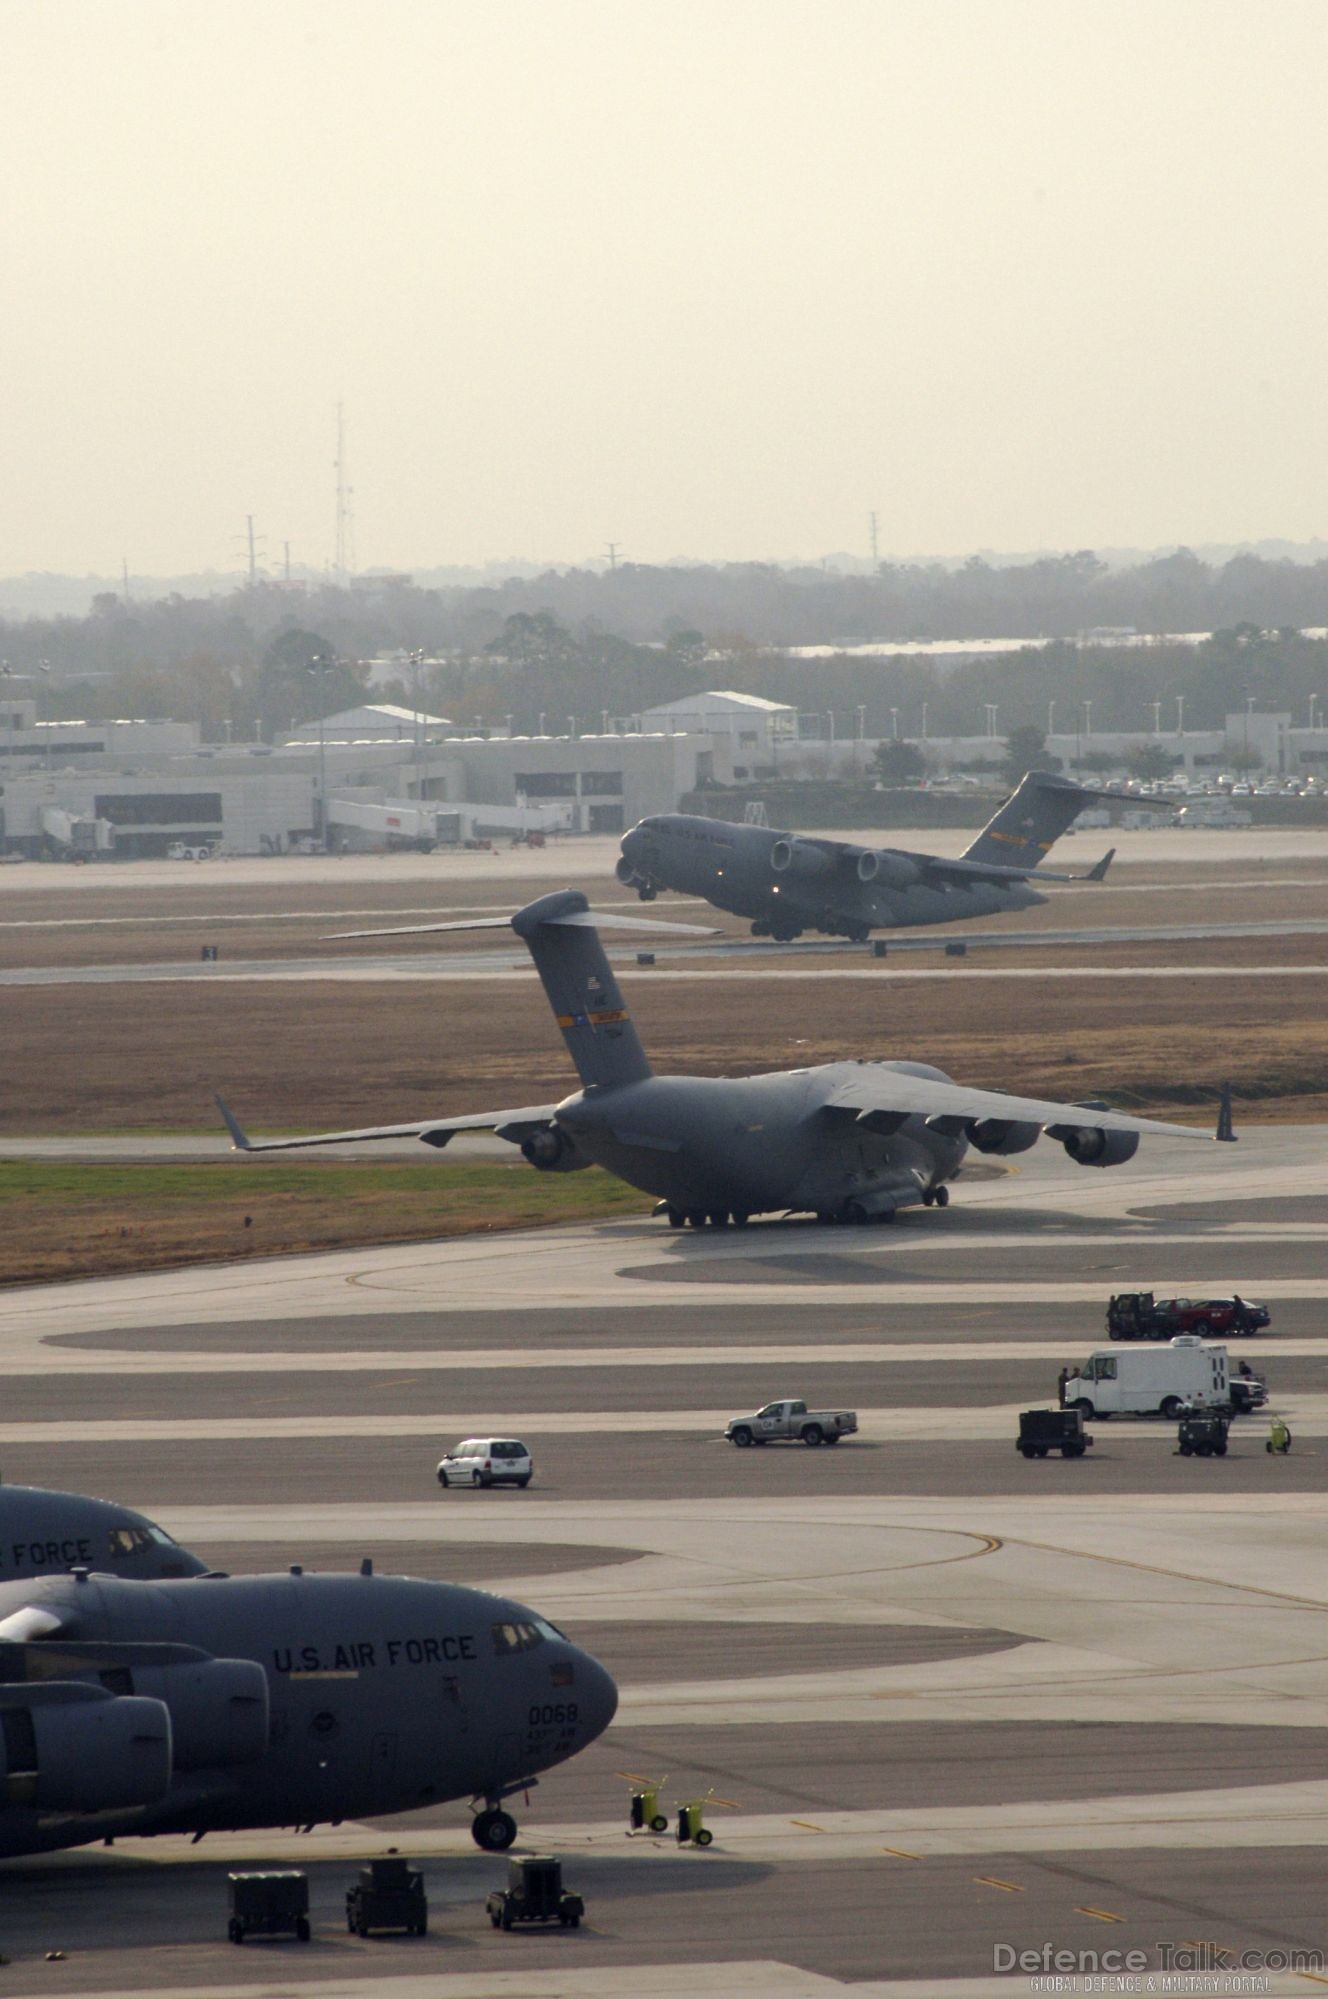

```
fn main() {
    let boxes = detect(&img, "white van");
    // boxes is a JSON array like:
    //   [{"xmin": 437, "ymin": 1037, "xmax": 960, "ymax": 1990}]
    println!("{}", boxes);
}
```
[
  {"xmin": 436, "ymin": 1437, "xmax": 533, "ymax": 1489},
  {"xmin": 1061, "ymin": 1336, "xmax": 1229, "ymax": 1418}
]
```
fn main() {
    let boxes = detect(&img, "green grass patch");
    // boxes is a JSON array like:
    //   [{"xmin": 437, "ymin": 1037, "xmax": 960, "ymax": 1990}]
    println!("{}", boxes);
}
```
[{"xmin": 0, "ymin": 1159, "xmax": 648, "ymax": 1288}]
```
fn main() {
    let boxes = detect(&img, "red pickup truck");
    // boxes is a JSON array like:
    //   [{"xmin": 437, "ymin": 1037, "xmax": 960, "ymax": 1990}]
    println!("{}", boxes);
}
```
[{"xmin": 1107, "ymin": 1292, "xmax": 1270, "ymax": 1340}]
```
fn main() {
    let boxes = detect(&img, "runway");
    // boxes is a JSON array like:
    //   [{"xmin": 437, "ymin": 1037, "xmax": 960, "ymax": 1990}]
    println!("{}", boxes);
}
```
[
  {"xmin": 3, "ymin": 1130, "xmax": 1328, "ymax": 1993},
  {"xmin": 4, "ymin": 915, "xmax": 1328, "ymax": 986}
]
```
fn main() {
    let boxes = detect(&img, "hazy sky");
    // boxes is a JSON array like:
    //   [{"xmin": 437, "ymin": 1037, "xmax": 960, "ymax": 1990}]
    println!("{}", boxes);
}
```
[{"xmin": 4, "ymin": 0, "xmax": 1327, "ymax": 577}]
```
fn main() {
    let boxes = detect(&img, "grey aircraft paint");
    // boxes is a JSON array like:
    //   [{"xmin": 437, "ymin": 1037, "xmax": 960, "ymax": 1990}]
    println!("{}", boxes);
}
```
[
  {"xmin": 219, "ymin": 890, "xmax": 1217, "ymax": 1227},
  {"xmin": 0, "ymin": 1484, "xmax": 210, "ymax": 1584},
  {"xmin": 0, "ymin": 1567, "xmax": 617, "ymax": 1858},
  {"xmin": 616, "ymin": 769, "xmax": 1121, "ymax": 940}
]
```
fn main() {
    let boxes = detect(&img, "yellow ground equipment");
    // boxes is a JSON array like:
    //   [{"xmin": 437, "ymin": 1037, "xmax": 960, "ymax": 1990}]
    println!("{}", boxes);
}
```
[
  {"xmin": 620, "ymin": 1771, "xmax": 670, "ymax": 1835},
  {"xmin": 1266, "ymin": 1415, "xmax": 1292, "ymax": 1454}
]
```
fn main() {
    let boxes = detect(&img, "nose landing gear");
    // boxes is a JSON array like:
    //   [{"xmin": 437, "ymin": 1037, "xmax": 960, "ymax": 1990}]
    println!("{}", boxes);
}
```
[
  {"xmin": 471, "ymin": 1806, "xmax": 518, "ymax": 1851},
  {"xmin": 921, "ymin": 1185, "xmax": 950, "ymax": 1208}
]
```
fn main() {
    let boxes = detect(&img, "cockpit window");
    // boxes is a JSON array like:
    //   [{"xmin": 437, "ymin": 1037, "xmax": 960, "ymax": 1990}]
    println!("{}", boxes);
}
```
[
  {"xmin": 108, "ymin": 1525, "xmax": 155, "ymax": 1557},
  {"xmin": 491, "ymin": 1620, "xmax": 546, "ymax": 1656}
]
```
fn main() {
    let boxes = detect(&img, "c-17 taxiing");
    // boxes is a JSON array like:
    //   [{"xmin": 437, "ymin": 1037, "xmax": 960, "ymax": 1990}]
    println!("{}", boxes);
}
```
[
  {"xmin": 0, "ymin": 1493, "xmax": 617, "ymax": 1858},
  {"xmin": 218, "ymin": 889, "xmax": 1222, "ymax": 1228},
  {"xmin": 617, "ymin": 769, "xmax": 1127, "ymax": 941}
]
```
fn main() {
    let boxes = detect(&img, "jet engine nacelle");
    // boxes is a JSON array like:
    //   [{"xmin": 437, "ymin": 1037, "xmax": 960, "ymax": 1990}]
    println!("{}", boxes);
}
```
[
  {"xmin": 770, "ymin": 838, "xmax": 833, "ymax": 881},
  {"xmin": 3, "ymin": 1690, "xmax": 173, "ymax": 1811},
  {"xmin": 131, "ymin": 1657, "xmax": 269, "ymax": 1770},
  {"xmin": 855, "ymin": 849, "xmax": 921, "ymax": 890},
  {"xmin": 521, "ymin": 1126, "xmax": 591, "ymax": 1173},
  {"xmin": 966, "ymin": 1118, "xmax": 1041, "ymax": 1156},
  {"xmin": 615, "ymin": 856, "xmax": 642, "ymax": 887},
  {"xmin": 1059, "ymin": 1127, "xmax": 1140, "ymax": 1169}
]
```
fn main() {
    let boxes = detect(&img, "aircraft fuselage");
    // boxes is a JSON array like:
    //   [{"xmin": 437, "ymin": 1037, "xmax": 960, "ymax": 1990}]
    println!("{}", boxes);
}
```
[
  {"xmin": 551, "ymin": 1061, "xmax": 967, "ymax": 1218},
  {"xmin": 619, "ymin": 814, "xmax": 1045, "ymax": 939},
  {"xmin": 0, "ymin": 1571, "xmax": 616, "ymax": 1857}
]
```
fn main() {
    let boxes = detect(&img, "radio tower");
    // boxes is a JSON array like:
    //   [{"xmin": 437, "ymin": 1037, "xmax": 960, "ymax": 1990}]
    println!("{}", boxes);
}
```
[{"xmin": 334, "ymin": 402, "xmax": 355, "ymax": 585}]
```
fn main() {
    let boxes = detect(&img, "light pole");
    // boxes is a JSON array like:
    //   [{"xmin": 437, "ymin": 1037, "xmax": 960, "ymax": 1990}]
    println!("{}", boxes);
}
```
[
  {"xmin": 1311, "ymin": 693, "xmax": 1321, "ymax": 732},
  {"xmin": 306, "ymin": 649, "xmax": 335, "ymax": 851},
  {"xmin": 567, "ymin": 715, "xmax": 576, "ymax": 738},
  {"xmin": 984, "ymin": 703, "xmax": 998, "ymax": 739},
  {"xmin": 1151, "ymin": 700, "xmax": 1161, "ymax": 735},
  {"xmin": 855, "ymin": 704, "xmax": 866, "ymax": 776},
  {"xmin": 1175, "ymin": 694, "xmax": 1185, "ymax": 736},
  {"xmin": 826, "ymin": 711, "xmax": 836, "ymax": 745},
  {"xmin": 921, "ymin": 702, "xmax": 928, "ymax": 741},
  {"xmin": 1047, "ymin": 699, "xmax": 1056, "ymax": 738},
  {"xmin": 408, "ymin": 648, "xmax": 425, "ymax": 798},
  {"xmin": 537, "ymin": 712, "xmax": 546, "ymax": 736},
  {"xmin": 889, "ymin": 706, "xmax": 899, "ymax": 741}
]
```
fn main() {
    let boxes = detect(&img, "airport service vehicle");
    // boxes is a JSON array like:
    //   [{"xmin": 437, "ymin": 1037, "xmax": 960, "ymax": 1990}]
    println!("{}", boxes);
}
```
[
  {"xmin": 1017, "ymin": 1408, "xmax": 1092, "ymax": 1459},
  {"xmin": 1177, "ymin": 1410, "xmax": 1229, "ymax": 1458},
  {"xmin": 726, "ymin": 1400, "xmax": 858, "ymax": 1448},
  {"xmin": 345, "ymin": 1857, "xmax": 428, "ymax": 1936},
  {"xmin": 1107, "ymin": 1291, "xmax": 1269, "ymax": 1340},
  {"xmin": 437, "ymin": 1438, "xmax": 533, "ymax": 1488},
  {"xmin": 1060, "ymin": 1337, "xmax": 1260, "ymax": 1420},
  {"xmin": 219, "ymin": 892, "xmax": 1228, "ymax": 1229},
  {"xmin": 167, "ymin": 841, "xmax": 213, "ymax": 861},
  {"xmin": 487, "ymin": 1854, "xmax": 584, "ymax": 1931},
  {"xmin": 227, "ymin": 1872, "xmax": 310, "ymax": 1944}
]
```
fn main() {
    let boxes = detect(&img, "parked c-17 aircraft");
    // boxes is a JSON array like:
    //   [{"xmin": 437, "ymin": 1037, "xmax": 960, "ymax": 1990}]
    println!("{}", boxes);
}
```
[
  {"xmin": 217, "ymin": 889, "xmax": 1223, "ymax": 1227},
  {"xmin": 0, "ymin": 1481, "xmax": 210, "ymax": 1583},
  {"xmin": 0, "ymin": 1564, "xmax": 617, "ymax": 1858},
  {"xmin": 616, "ymin": 769, "xmax": 1130, "ymax": 941}
]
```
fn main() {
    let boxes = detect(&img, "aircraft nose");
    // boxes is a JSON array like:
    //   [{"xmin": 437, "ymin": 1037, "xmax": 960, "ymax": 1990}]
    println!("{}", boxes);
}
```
[
  {"xmin": 620, "ymin": 825, "xmax": 642, "ymax": 861},
  {"xmin": 568, "ymin": 1645, "xmax": 618, "ymax": 1745}
]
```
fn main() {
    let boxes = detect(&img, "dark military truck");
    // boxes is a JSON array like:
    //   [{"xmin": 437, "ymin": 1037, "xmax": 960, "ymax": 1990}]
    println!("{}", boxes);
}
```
[{"xmin": 1107, "ymin": 1292, "xmax": 1269, "ymax": 1341}]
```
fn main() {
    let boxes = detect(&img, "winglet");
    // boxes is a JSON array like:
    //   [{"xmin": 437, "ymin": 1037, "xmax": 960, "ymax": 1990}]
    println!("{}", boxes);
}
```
[
  {"xmin": 1085, "ymin": 847, "xmax": 1115, "ymax": 883},
  {"xmin": 215, "ymin": 1093, "xmax": 253, "ymax": 1153},
  {"xmin": 1216, "ymin": 1080, "xmax": 1237, "ymax": 1143}
]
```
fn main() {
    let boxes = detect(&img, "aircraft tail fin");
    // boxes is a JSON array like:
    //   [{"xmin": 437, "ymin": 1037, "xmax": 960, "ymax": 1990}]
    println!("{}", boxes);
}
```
[
  {"xmin": 961, "ymin": 770, "xmax": 1102, "ymax": 872},
  {"xmin": 1086, "ymin": 846, "xmax": 1116, "ymax": 883},
  {"xmin": 511, "ymin": 891, "xmax": 671, "ymax": 1090}
]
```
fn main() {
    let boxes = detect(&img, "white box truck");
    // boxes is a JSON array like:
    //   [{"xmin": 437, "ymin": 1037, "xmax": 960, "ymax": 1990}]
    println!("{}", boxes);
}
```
[{"xmin": 1059, "ymin": 1336, "xmax": 1231, "ymax": 1419}]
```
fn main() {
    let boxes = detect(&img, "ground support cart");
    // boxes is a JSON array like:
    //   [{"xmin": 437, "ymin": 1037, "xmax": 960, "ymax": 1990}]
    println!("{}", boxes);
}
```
[
  {"xmin": 226, "ymin": 1871, "xmax": 310, "ymax": 1944},
  {"xmin": 486, "ymin": 1855, "xmax": 584, "ymax": 1930},
  {"xmin": 1018, "ymin": 1409, "xmax": 1092, "ymax": 1460},
  {"xmin": 628, "ymin": 1783, "xmax": 669, "ymax": 1834},
  {"xmin": 1177, "ymin": 1409, "xmax": 1229, "ymax": 1457},
  {"xmin": 345, "ymin": 1857, "xmax": 428, "ymax": 1936}
]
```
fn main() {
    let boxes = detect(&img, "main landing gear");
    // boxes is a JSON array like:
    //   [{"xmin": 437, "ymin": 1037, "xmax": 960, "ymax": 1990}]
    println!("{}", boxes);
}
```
[
  {"xmin": 667, "ymin": 1207, "xmax": 750, "ymax": 1229},
  {"xmin": 921, "ymin": 1185, "xmax": 950, "ymax": 1208}
]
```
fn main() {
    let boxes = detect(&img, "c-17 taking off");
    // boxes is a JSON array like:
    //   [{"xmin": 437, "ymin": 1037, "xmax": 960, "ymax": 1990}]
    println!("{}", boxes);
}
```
[
  {"xmin": 219, "ymin": 890, "xmax": 1223, "ymax": 1228},
  {"xmin": 616, "ymin": 770, "xmax": 1124, "ymax": 941}
]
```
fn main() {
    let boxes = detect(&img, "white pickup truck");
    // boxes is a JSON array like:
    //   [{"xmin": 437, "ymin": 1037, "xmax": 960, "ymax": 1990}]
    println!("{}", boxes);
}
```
[{"xmin": 725, "ymin": 1400, "xmax": 858, "ymax": 1448}]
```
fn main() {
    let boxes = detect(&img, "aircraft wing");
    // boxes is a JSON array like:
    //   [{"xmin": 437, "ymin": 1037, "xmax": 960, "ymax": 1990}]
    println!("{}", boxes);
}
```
[
  {"xmin": 324, "ymin": 910, "xmax": 715, "ymax": 941},
  {"xmin": 217, "ymin": 1094, "xmax": 561, "ymax": 1155},
  {"xmin": 823, "ymin": 1071, "xmax": 1211, "ymax": 1144}
]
